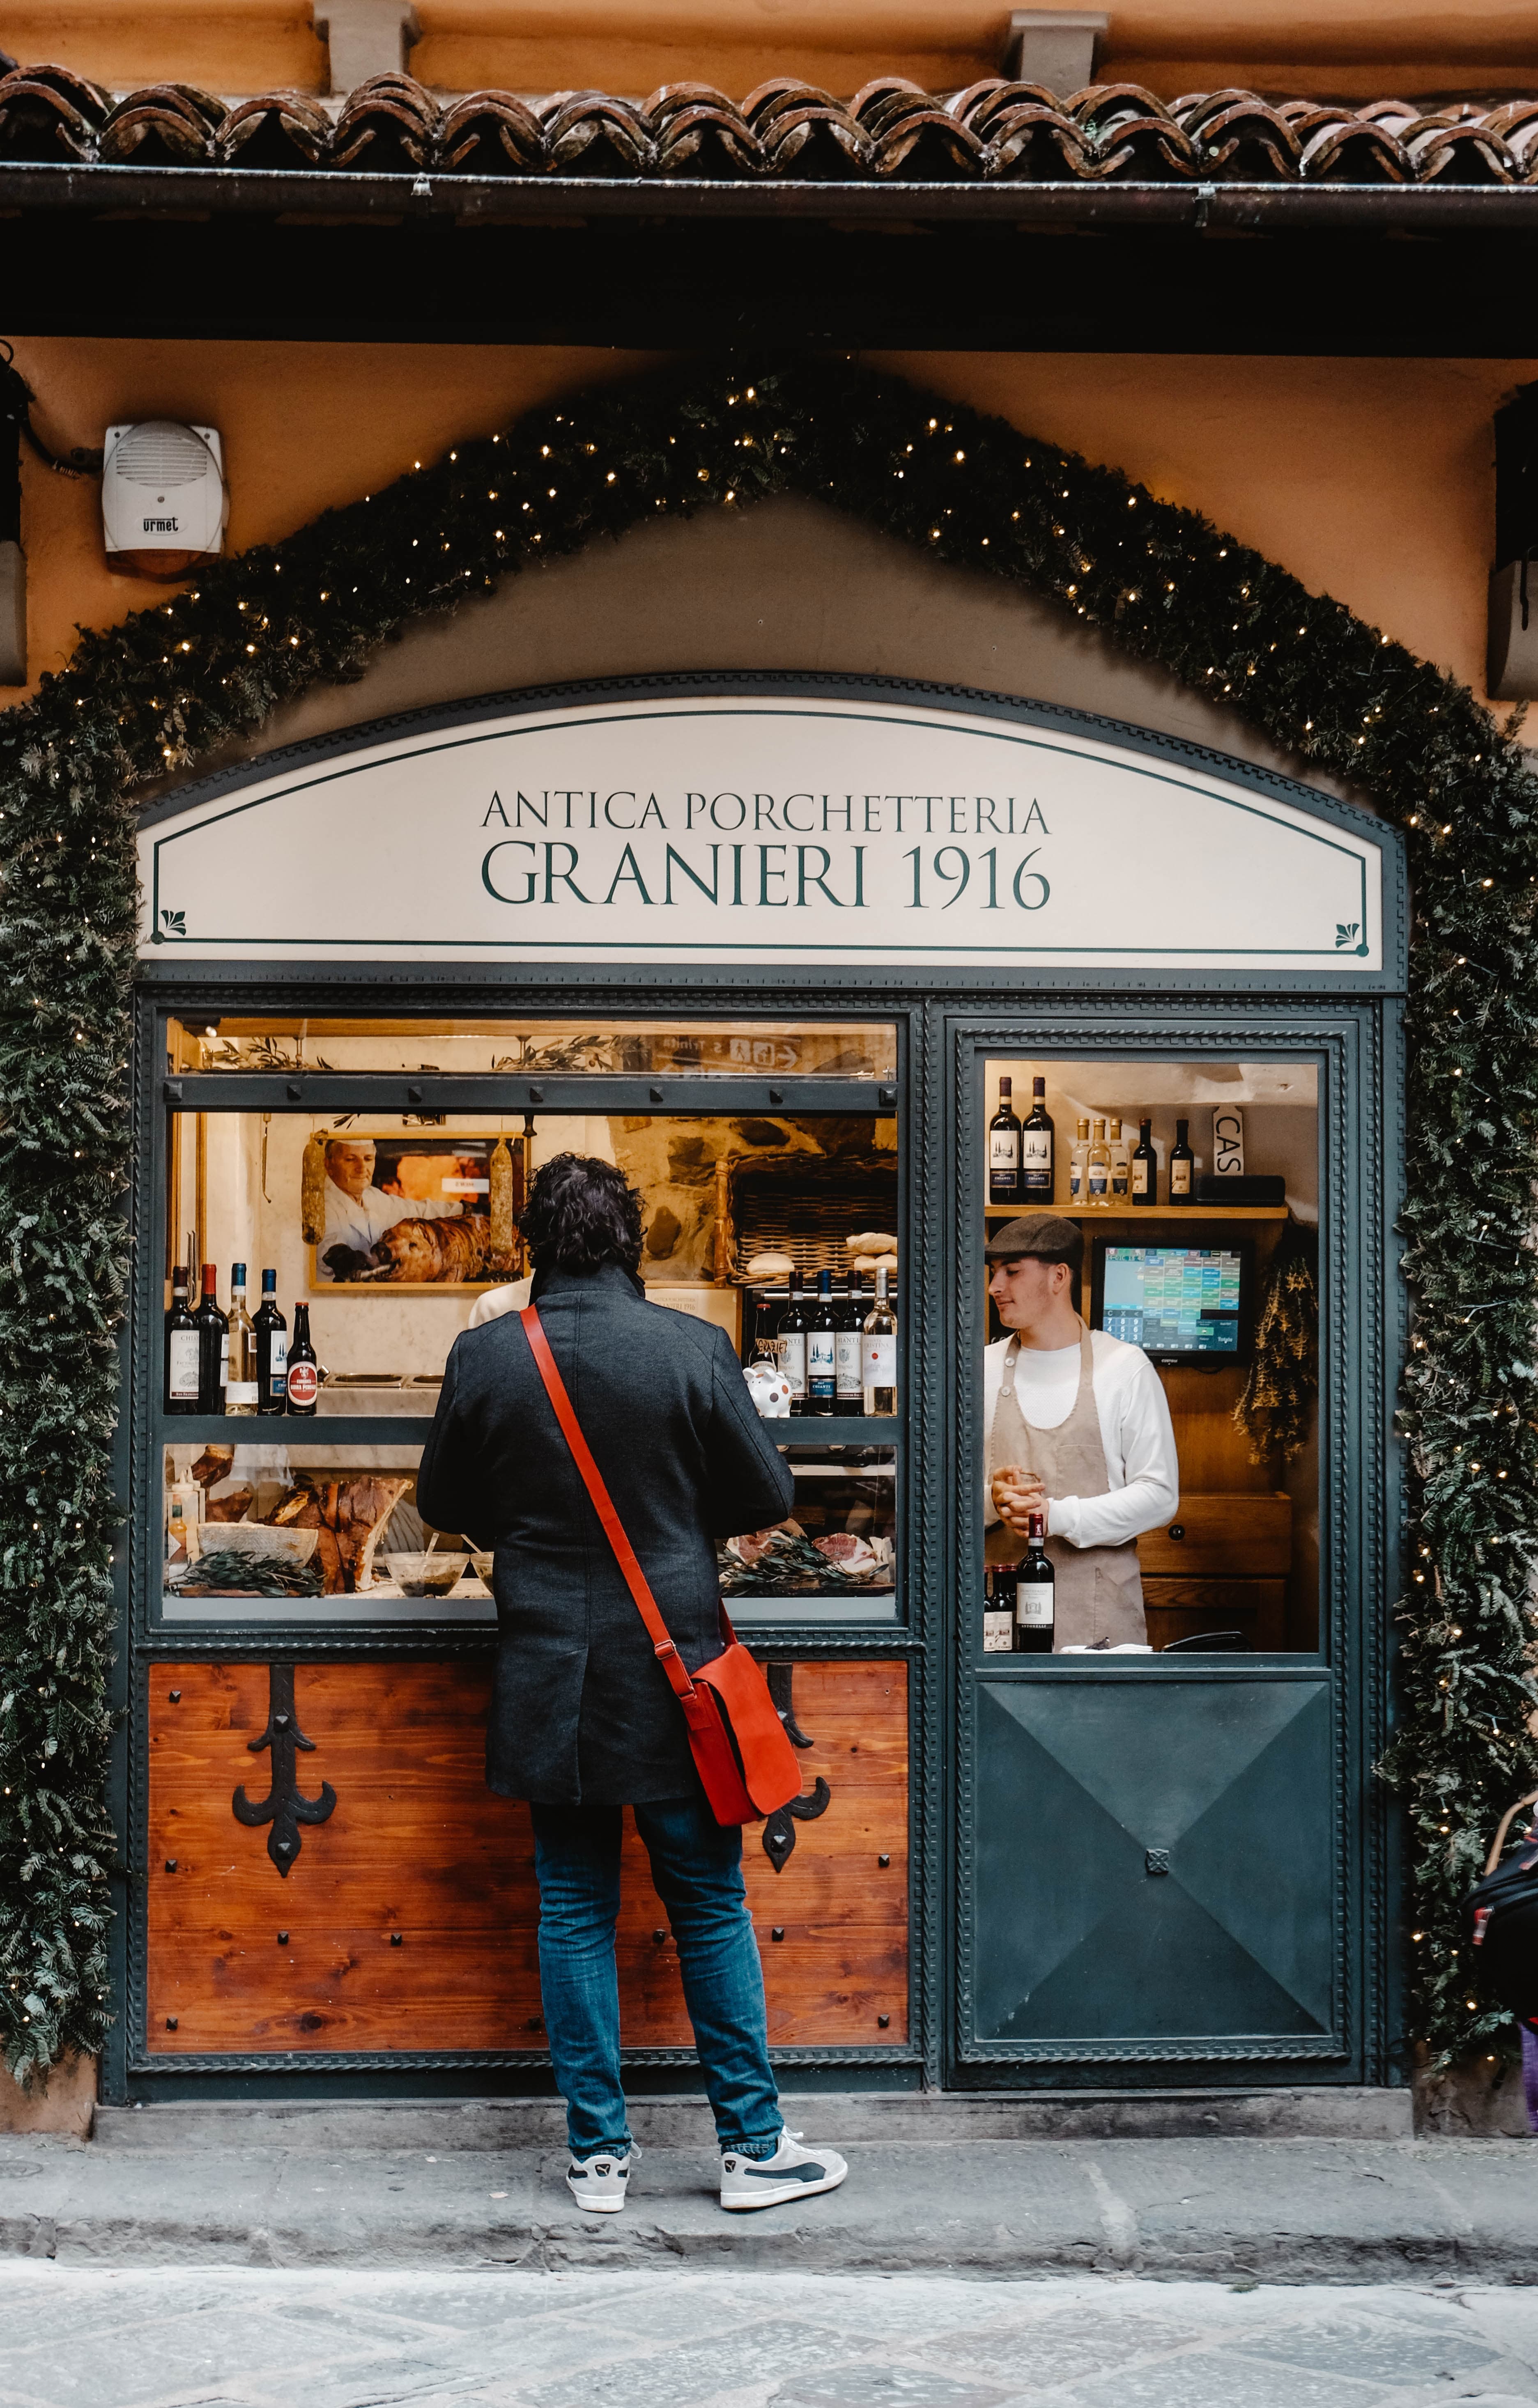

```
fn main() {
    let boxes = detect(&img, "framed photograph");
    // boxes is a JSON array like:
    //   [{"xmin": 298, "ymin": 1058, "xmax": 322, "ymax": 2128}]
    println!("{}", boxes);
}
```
[{"xmin": 303, "ymin": 1131, "xmax": 523, "ymax": 1290}]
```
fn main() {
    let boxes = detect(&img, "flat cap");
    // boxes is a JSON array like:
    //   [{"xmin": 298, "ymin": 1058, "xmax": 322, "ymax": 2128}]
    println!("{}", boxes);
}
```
[{"xmin": 984, "ymin": 1210, "xmax": 1083, "ymax": 1265}]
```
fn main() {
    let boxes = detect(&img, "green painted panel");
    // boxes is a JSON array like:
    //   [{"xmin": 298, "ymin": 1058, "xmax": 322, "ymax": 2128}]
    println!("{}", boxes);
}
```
[{"xmin": 973, "ymin": 1678, "xmax": 1333, "ymax": 2045}]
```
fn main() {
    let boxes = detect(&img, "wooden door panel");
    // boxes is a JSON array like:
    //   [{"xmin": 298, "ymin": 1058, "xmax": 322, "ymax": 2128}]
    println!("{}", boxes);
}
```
[{"xmin": 147, "ymin": 1659, "xmax": 908, "ymax": 2056}]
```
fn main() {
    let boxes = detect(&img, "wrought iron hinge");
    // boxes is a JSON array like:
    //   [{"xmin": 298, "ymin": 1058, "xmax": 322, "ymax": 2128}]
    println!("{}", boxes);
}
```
[
  {"xmin": 232, "ymin": 1663, "xmax": 337, "ymax": 1878},
  {"xmin": 761, "ymin": 1662, "xmax": 831, "ymax": 1873}
]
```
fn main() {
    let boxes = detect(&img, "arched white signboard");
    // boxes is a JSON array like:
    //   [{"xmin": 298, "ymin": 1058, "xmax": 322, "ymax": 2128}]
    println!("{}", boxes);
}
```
[{"xmin": 139, "ymin": 691, "xmax": 1384, "ymax": 971}]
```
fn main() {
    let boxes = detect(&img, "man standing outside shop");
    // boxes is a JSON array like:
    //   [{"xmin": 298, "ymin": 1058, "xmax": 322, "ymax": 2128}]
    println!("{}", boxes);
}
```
[{"xmin": 986, "ymin": 1212, "xmax": 1178, "ymax": 1648}]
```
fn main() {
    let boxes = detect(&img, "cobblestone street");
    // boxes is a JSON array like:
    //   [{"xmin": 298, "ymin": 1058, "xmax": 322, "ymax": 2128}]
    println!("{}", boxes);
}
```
[{"xmin": 4, "ymin": 2269, "xmax": 1538, "ymax": 2408}]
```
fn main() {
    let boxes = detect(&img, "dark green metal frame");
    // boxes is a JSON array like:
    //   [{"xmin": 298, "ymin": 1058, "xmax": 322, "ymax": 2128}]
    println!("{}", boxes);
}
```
[{"xmin": 106, "ymin": 673, "xmax": 1407, "ymax": 2103}]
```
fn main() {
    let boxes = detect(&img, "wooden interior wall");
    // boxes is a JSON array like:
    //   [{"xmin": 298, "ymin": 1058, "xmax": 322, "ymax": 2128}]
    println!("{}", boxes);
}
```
[{"xmin": 146, "ymin": 1658, "xmax": 908, "ymax": 2057}]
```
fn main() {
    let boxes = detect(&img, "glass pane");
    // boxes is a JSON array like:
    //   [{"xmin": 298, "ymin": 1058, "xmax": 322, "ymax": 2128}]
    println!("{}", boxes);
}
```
[
  {"xmin": 721, "ymin": 1442, "xmax": 897, "ymax": 1626},
  {"xmin": 160, "ymin": 1437, "xmax": 490, "ymax": 1623},
  {"xmin": 163, "ymin": 1106, "xmax": 897, "ymax": 1387},
  {"xmin": 979, "ymin": 1056, "xmax": 1319, "ymax": 1657},
  {"xmin": 167, "ymin": 1014, "xmax": 896, "ymax": 1079},
  {"xmin": 160, "ymin": 1435, "xmax": 897, "ymax": 1626}
]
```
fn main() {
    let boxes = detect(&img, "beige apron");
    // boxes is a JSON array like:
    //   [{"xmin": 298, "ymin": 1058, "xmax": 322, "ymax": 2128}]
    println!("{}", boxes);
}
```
[{"xmin": 985, "ymin": 1327, "xmax": 1147, "ymax": 1650}]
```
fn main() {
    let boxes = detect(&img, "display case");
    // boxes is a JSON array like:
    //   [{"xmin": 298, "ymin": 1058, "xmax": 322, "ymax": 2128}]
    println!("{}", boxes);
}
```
[{"xmin": 150, "ymin": 1012, "xmax": 906, "ymax": 1636}]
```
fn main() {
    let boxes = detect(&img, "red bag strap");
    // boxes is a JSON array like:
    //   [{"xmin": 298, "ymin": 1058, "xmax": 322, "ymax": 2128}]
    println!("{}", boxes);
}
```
[{"xmin": 520, "ymin": 1304, "xmax": 699, "ymax": 1709}]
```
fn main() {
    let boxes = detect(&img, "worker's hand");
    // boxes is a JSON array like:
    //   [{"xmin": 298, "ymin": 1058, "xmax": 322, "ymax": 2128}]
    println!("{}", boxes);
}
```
[{"xmin": 992, "ymin": 1465, "xmax": 1047, "ymax": 1535}]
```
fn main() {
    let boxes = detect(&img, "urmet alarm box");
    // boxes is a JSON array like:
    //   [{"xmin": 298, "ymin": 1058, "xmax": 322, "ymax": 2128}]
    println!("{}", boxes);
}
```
[{"xmin": 102, "ymin": 422, "xmax": 226, "ymax": 580}]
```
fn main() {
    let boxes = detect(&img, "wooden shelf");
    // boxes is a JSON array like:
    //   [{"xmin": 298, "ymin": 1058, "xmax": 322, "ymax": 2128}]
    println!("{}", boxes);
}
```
[{"xmin": 984, "ymin": 1205, "xmax": 1288, "ymax": 1222}]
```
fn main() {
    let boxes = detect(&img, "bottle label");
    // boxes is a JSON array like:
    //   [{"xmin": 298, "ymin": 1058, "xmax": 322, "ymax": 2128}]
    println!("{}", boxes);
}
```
[
  {"xmin": 1171, "ymin": 1160, "xmax": 1191, "ymax": 1195},
  {"xmin": 219, "ymin": 1334, "xmax": 229, "ymax": 1383},
  {"xmin": 269, "ymin": 1334, "xmax": 289, "ymax": 1396},
  {"xmin": 834, "ymin": 1331, "xmax": 862, "ymax": 1396},
  {"xmin": 1069, "ymin": 1158, "xmax": 1084, "ymax": 1201},
  {"xmin": 780, "ymin": 1333, "xmax": 807, "ymax": 1396},
  {"xmin": 1133, "ymin": 1159, "xmax": 1151, "ymax": 1194},
  {"xmin": 808, "ymin": 1331, "xmax": 836, "ymax": 1392},
  {"xmin": 168, "ymin": 1329, "xmax": 200, "ymax": 1400},
  {"xmin": 225, "ymin": 1377, "xmax": 258, "ymax": 1407},
  {"xmin": 989, "ymin": 1130, "xmax": 1019, "ymax": 1168},
  {"xmin": 1017, "ymin": 1582, "xmax": 1055, "ymax": 1629},
  {"xmin": 287, "ymin": 1360, "xmax": 319, "ymax": 1409},
  {"xmin": 1111, "ymin": 1164, "xmax": 1129, "ymax": 1198},
  {"xmin": 864, "ymin": 1334, "xmax": 897, "ymax": 1386},
  {"xmin": 1088, "ymin": 1163, "xmax": 1108, "ymax": 1197},
  {"xmin": 1021, "ymin": 1133, "xmax": 1052, "ymax": 1193},
  {"xmin": 983, "ymin": 1610, "xmax": 1014, "ymax": 1654}
]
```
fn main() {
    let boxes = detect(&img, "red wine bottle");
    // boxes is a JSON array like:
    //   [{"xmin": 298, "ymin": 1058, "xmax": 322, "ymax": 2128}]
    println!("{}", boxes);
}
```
[
  {"xmin": 1014, "ymin": 1511, "xmax": 1055, "ymax": 1654},
  {"xmin": 164, "ymin": 1265, "xmax": 200, "ymax": 1415},
  {"xmin": 193, "ymin": 1262, "xmax": 228, "ymax": 1414}
]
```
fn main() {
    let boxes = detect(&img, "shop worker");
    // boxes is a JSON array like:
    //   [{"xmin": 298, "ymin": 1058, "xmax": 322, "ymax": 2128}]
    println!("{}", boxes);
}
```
[
  {"xmin": 986, "ymin": 1212, "xmax": 1178, "ymax": 1648},
  {"xmin": 417, "ymin": 1152, "xmax": 849, "ymax": 2218}
]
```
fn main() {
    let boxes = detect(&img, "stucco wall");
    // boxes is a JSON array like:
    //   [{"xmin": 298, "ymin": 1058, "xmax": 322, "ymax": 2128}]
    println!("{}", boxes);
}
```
[{"xmin": 4, "ymin": 337, "xmax": 1527, "ymax": 733}]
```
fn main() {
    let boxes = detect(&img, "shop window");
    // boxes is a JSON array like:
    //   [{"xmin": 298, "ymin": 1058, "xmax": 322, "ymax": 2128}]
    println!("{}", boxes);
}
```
[
  {"xmin": 157, "ymin": 1064, "xmax": 902, "ymax": 1627},
  {"xmin": 979, "ymin": 1058, "xmax": 1320, "ymax": 1659}
]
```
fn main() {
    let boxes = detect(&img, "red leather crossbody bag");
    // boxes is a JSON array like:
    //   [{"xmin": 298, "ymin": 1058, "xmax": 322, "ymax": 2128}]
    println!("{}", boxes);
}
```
[{"xmin": 520, "ymin": 1304, "xmax": 803, "ymax": 1827}]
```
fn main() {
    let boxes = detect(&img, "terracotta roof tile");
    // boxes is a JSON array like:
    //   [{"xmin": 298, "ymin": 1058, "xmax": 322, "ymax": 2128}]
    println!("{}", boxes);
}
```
[{"xmin": 3, "ymin": 64, "xmax": 1538, "ymax": 186}]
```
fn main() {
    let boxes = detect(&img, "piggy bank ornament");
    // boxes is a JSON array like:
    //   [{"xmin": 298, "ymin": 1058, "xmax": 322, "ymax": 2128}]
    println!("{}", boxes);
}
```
[{"xmin": 744, "ymin": 1358, "xmax": 793, "ymax": 1418}]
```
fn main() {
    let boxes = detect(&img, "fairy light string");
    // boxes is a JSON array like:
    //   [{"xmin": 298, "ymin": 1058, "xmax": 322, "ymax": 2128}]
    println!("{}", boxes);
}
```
[{"xmin": 0, "ymin": 354, "xmax": 1534, "ymax": 2079}]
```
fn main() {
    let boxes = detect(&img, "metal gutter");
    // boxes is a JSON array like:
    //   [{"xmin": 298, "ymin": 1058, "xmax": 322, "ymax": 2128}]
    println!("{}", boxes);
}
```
[{"xmin": 2, "ymin": 160, "xmax": 1538, "ymax": 231}]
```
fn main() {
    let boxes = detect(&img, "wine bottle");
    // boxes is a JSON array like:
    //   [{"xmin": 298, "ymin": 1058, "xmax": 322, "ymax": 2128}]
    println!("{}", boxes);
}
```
[
  {"xmin": 1132, "ymin": 1116, "xmax": 1158, "ymax": 1205},
  {"xmin": 983, "ymin": 1567, "xmax": 1014, "ymax": 1654},
  {"xmin": 1108, "ymin": 1117, "xmax": 1131, "ymax": 1204},
  {"xmin": 1086, "ymin": 1119, "xmax": 1111, "ymax": 1207},
  {"xmin": 1169, "ymin": 1117, "xmax": 1195, "ymax": 1203},
  {"xmin": 1068, "ymin": 1117, "xmax": 1090, "ymax": 1206},
  {"xmin": 254, "ymin": 1270, "xmax": 288, "ymax": 1415},
  {"xmin": 1021, "ymin": 1075, "xmax": 1055, "ymax": 1202},
  {"xmin": 862, "ymin": 1267, "xmax": 897, "ymax": 1416},
  {"xmin": 285, "ymin": 1300, "xmax": 319, "ymax": 1415},
  {"xmin": 164, "ymin": 1265, "xmax": 200, "ymax": 1416},
  {"xmin": 988, "ymin": 1076, "xmax": 1021, "ymax": 1206},
  {"xmin": 807, "ymin": 1268, "xmax": 837, "ymax": 1416},
  {"xmin": 193, "ymin": 1262, "xmax": 228, "ymax": 1414},
  {"xmin": 779, "ymin": 1285, "xmax": 809, "ymax": 1415},
  {"xmin": 834, "ymin": 1275, "xmax": 864, "ymax": 1418},
  {"xmin": 1014, "ymin": 1510, "xmax": 1054, "ymax": 1654},
  {"xmin": 223, "ymin": 1264, "xmax": 258, "ymax": 1415}
]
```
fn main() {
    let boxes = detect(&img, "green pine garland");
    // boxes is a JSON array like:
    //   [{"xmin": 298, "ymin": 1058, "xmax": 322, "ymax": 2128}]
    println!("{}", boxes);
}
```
[{"xmin": 2, "ymin": 354, "xmax": 1535, "ymax": 2082}]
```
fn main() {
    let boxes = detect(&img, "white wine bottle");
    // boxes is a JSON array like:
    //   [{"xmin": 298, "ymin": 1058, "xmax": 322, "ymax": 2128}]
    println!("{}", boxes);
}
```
[
  {"xmin": 224, "ymin": 1262, "xmax": 258, "ymax": 1416},
  {"xmin": 1086, "ymin": 1119, "xmax": 1111, "ymax": 1207},
  {"xmin": 1068, "ymin": 1117, "xmax": 1090, "ymax": 1205},
  {"xmin": 862, "ymin": 1267, "xmax": 897, "ymax": 1416}
]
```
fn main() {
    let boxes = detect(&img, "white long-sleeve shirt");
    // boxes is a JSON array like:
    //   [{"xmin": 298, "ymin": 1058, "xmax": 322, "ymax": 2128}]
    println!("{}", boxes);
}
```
[{"xmin": 984, "ymin": 1327, "xmax": 1179, "ymax": 1550}]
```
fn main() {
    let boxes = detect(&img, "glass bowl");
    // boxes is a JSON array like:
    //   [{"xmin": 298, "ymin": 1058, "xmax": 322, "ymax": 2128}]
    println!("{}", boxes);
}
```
[{"xmin": 382, "ymin": 1550, "xmax": 469, "ymax": 1598}]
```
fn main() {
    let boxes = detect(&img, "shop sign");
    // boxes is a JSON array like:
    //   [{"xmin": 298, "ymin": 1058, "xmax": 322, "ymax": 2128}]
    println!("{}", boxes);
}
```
[{"xmin": 139, "ymin": 694, "xmax": 1385, "ymax": 970}]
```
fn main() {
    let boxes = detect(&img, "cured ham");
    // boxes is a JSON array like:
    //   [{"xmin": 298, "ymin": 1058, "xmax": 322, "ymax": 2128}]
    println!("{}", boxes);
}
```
[{"xmin": 260, "ymin": 1474, "xmax": 409, "ymax": 1593}]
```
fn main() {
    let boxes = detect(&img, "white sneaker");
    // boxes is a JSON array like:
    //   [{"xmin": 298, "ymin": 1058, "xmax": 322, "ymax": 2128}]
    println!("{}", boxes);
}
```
[
  {"xmin": 566, "ymin": 2145, "xmax": 637, "ymax": 2214},
  {"xmin": 720, "ymin": 2129, "xmax": 848, "ymax": 2212}
]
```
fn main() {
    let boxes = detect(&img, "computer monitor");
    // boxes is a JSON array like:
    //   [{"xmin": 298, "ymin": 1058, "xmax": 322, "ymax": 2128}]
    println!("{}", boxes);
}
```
[{"xmin": 1089, "ymin": 1238, "xmax": 1254, "ymax": 1368}]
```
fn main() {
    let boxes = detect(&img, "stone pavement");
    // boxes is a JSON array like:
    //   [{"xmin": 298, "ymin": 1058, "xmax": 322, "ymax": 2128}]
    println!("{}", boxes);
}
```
[
  {"xmin": 2, "ymin": 2268, "xmax": 1538, "ymax": 2408},
  {"xmin": 2, "ymin": 2116, "xmax": 1538, "ymax": 2281}
]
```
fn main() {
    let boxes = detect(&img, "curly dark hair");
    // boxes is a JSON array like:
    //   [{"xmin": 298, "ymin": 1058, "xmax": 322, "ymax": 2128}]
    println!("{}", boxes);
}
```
[{"xmin": 518, "ymin": 1152, "xmax": 644, "ymax": 1276}]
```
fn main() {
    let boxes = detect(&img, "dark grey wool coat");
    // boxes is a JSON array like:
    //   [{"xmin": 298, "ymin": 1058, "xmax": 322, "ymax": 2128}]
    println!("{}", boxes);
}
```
[{"xmin": 416, "ymin": 1260, "xmax": 795, "ymax": 1803}]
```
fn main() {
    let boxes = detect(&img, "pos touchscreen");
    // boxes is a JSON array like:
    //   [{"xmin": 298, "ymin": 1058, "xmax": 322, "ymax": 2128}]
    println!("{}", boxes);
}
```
[{"xmin": 1089, "ymin": 1239, "xmax": 1254, "ymax": 1368}]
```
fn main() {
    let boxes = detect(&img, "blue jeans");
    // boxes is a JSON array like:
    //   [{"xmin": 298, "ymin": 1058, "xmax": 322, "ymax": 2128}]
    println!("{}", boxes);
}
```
[{"xmin": 530, "ymin": 1790, "xmax": 783, "ymax": 2160}]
